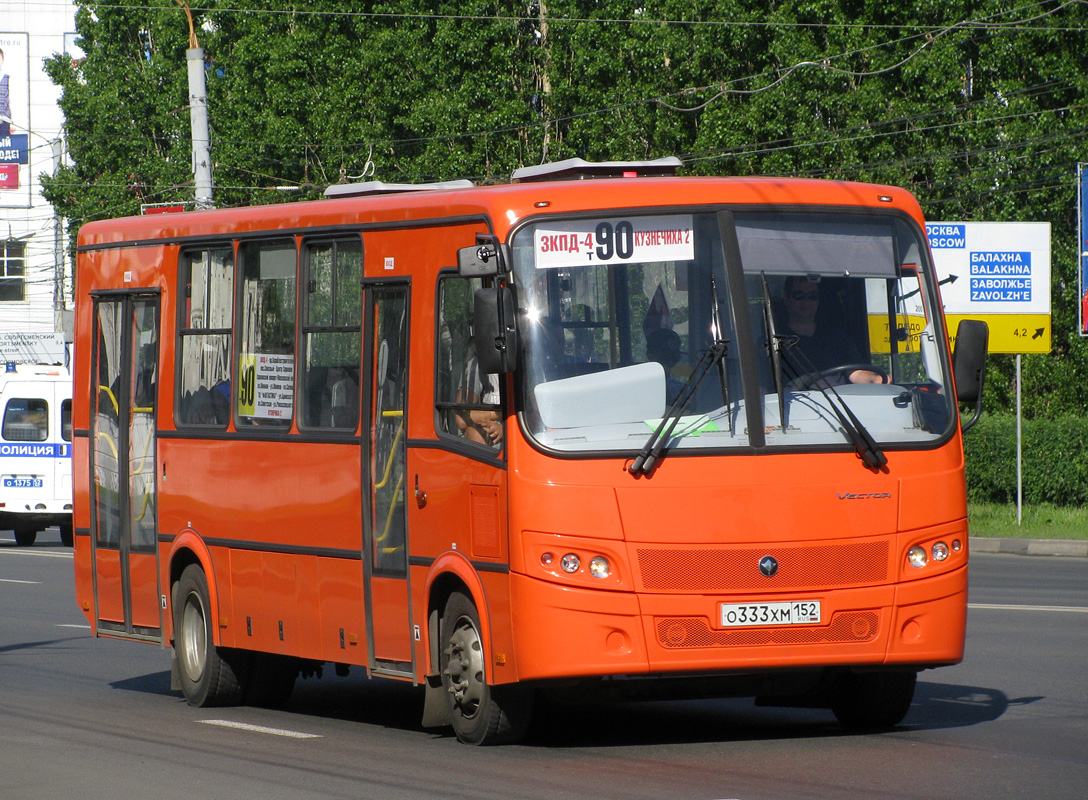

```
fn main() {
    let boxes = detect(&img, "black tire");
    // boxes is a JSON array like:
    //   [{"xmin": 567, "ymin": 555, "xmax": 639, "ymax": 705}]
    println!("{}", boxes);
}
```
[
  {"xmin": 831, "ymin": 670, "xmax": 917, "ymax": 731},
  {"xmin": 244, "ymin": 653, "xmax": 297, "ymax": 707},
  {"xmin": 13, "ymin": 525, "xmax": 37, "ymax": 547},
  {"xmin": 173, "ymin": 564, "xmax": 248, "ymax": 707},
  {"xmin": 60, "ymin": 524, "xmax": 74, "ymax": 548},
  {"xmin": 440, "ymin": 591, "xmax": 533, "ymax": 745}
]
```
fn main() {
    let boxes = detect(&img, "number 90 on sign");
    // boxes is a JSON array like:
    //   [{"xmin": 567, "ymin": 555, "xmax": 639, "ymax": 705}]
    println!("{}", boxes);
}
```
[{"xmin": 719, "ymin": 600, "xmax": 821, "ymax": 628}]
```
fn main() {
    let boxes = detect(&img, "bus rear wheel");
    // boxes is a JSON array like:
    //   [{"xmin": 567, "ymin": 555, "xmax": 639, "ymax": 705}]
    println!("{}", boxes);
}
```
[
  {"xmin": 831, "ymin": 670, "xmax": 917, "ymax": 731},
  {"xmin": 13, "ymin": 525, "xmax": 37, "ymax": 547},
  {"xmin": 440, "ymin": 591, "xmax": 532, "ymax": 745},
  {"xmin": 173, "ymin": 564, "xmax": 248, "ymax": 707}
]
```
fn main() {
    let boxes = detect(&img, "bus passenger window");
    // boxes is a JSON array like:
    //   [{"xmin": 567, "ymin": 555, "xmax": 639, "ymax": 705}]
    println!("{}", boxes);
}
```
[
  {"xmin": 237, "ymin": 239, "xmax": 296, "ymax": 429},
  {"xmin": 435, "ymin": 274, "xmax": 503, "ymax": 449},
  {"xmin": 178, "ymin": 246, "xmax": 233, "ymax": 427},
  {"xmin": 300, "ymin": 238, "xmax": 362, "ymax": 431},
  {"xmin": 2, "ymin": 398, "xmax": 48, "ymax": 441}
]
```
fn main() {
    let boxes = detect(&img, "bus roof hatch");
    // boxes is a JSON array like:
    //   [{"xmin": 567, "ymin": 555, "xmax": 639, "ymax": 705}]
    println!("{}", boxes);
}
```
[
  {"xmin": 324, "ymin": 179, "xmax": 475, "ymax": 199},
  {"xmin": 510, "ymin": 156, "xmax": 682, "ymax": 183}
]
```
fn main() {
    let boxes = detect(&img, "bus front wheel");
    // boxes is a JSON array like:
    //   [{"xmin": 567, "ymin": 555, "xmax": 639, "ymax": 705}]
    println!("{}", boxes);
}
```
[
  {"xmin": 831, "ymin": 670, "xmax": 917, "ymax": 731},
  {"xmin": 173, "ymin": 564, "xmax": 248, "ymax": 707},
  {"xmin": 440, "ymin": 591, "xmax": 532, "ymax": 745}
]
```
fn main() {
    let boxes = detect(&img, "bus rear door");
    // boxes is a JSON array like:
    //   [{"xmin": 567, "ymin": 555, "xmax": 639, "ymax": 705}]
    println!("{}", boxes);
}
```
[{"xmin": 90, "ymin": 293, "xmax": 162, "ymax": 641}]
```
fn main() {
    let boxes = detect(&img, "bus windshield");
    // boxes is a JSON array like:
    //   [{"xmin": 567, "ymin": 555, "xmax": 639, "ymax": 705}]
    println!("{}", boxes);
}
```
[{"xmin": 511, "ymin": 209, "xmax": 954, "ymax": 454}]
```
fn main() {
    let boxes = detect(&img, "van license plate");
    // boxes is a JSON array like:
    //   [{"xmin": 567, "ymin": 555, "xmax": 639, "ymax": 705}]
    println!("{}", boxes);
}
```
[{"xmin": 3, "ymin": 477, "xmax": 43, "ymax": 488}]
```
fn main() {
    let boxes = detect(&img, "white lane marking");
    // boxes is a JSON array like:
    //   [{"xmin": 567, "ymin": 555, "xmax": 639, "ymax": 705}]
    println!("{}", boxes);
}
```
[
  {"xmin": 0, "ymin": 548, "xmax": 74, "ymax": 559},
  {"xmin": 0, "ymin": 578, "xmax": 41, "ymax": 584},
  {"xmin": 969, "ymin": 603, "xmax": 1088, "ymax": 614},
  {"xmin": 57, "ymin": 623, "xmax": 92, "ymax": 629},
  {"xmin": 199, "ymin": 720, "xmax": 322, "ymax": 739}
]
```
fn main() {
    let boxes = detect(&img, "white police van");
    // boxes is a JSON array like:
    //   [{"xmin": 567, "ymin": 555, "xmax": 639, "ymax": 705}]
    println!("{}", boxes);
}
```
[{"xmin": 0, "ymin": 363, "xmax": 73, "ymax": 546}]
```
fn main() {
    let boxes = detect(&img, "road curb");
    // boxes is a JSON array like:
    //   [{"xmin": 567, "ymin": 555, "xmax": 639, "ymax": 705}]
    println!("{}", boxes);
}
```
[{"xmin": 970, "ymin": 537, "xmax": 1088, "ymax": 558}]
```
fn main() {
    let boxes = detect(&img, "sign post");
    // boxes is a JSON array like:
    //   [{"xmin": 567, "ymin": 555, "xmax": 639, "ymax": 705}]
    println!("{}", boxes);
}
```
[{"xmin": 927, "ymin": 221, "xmax": 1052, "ymax": 525}]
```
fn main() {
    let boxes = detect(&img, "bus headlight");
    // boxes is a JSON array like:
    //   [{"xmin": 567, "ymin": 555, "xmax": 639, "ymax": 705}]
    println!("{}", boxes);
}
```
[
  {"xmin": 932, "ymin": 541, "xmax": 950, "ymax": 561},
  {"xmin": 560, "ymin": 553, "xmax": 581, "ymax": 573},
  {"xmin": 589, "ymin": 556, "xmax": 611, "ymax": 579},
  {"xmin": 907, "ymin": 546, "xmax": 928, "ymax": 568}
]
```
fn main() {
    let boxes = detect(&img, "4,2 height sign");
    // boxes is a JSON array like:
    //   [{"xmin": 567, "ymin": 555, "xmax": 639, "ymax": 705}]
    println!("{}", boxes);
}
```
[{"xmin": 926, "ymin": 221, "xmax": 1051, "ymax": 354}]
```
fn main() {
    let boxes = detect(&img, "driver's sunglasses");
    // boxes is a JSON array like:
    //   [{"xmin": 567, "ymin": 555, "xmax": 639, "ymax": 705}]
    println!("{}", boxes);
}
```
[{"xmin": 789, "ymin": 290, "xmax": 819, "ymax": 301}]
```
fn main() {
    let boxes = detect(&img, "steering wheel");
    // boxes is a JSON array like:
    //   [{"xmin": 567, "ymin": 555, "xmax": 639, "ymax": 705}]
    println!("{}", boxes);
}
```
[{"xmin": 789, "ymin": 363, "xmax": 889, "ymax": 390}]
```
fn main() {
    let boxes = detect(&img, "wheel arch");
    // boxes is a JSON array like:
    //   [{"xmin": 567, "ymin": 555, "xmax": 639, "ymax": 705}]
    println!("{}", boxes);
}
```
[
  {"xmin": 423, "ymin": 551, "xmax": 491, "ymax": 681},
  {"xmin": 166, "ymin": 530, "xmax": 219, "ymax": 646}
]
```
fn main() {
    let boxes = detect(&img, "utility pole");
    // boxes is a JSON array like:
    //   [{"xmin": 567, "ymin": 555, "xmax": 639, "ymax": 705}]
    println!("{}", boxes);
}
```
[
  {"xmin": 51, "ymin": 139, "xmax": 65, "ymax": 316},
  {"xmin": 179, "ymin": 2, "xmax": 213, "ymax": 209}
]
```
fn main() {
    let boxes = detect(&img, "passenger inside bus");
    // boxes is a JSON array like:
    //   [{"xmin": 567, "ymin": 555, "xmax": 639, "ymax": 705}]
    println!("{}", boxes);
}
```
[
  {"xmin": 777, "ymin": 275, "xmax": 887, "ymax": 387},
  {"xmin": 456, "ymin": 338, "xmax": 503, "ymax": 447}
]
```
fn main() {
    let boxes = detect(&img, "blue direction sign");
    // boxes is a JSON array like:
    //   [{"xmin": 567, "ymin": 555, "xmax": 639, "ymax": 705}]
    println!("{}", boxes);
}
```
[{"xmin": 1079, "ymin": 164, "xmax": 1088, "ymax": 335}]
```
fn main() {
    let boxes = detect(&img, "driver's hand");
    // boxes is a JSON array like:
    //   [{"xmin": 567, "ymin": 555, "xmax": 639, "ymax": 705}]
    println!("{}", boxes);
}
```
[{"xmin": 848, "ymin": 370, "xmax": 887, "ymax": 384}]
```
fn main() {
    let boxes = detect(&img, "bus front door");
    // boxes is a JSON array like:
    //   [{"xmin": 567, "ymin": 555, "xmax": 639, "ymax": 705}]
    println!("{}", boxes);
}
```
[
  {"xmin": 90, "ymin": 294, "xmax": 162, "ymax": 642},
  {"xmin": 363, "ymin": 282, "xmax": 414, "ymax": 677}
]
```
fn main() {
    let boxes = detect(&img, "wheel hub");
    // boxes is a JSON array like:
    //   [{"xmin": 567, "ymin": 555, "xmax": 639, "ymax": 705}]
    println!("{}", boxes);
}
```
[{"xmin": 444, "ymin": 616, "xmax": 484, "ymax": 718}]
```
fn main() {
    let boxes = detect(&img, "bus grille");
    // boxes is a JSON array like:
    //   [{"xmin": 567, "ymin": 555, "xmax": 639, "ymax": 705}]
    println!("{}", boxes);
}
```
[
  {"xmin": 655, "ymin": 611, "xmax": 880, "ymax": 649},
  {"xmin": 636, "ymin": 541, "xmax": 889, "ymax": 592}
]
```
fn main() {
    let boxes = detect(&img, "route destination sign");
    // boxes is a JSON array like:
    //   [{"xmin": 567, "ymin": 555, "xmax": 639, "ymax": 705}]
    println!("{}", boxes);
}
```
[{"xmin": 926, "ymin": 221, "xmax": 1051, "ymax": 354}]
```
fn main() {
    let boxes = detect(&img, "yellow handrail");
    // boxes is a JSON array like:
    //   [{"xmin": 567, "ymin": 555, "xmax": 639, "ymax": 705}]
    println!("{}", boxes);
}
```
[
  {"xmin": 373, "ymin": 408, "xmax": 405, "ymax": 554},
  {"xmin": 98, "ymin": 385, "xmax": 119, "ymax": 415},
  {"xmin": 373, "ymin": 412, "xmax": 404, "ymax": 490}
]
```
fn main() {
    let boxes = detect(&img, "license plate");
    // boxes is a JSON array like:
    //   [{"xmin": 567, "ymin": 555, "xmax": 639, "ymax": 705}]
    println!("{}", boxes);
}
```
[
  {"xmin": 3, "ymin": 477, "xmax": 43, "ymax": 488},
  {"xmin": 720, "ymin": 600, "xmax": 822, "ymax": 627}
]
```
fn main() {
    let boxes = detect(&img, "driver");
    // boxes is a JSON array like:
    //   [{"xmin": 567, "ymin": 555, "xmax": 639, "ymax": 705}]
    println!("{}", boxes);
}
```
[{"xmin": 779, "ymin": 276, "xmax": 886, "ymax": 385}]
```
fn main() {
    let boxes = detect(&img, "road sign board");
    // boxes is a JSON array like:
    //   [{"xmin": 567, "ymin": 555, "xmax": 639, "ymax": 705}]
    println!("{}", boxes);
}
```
[{"xmin": 926, "ymin": 221, "xmax": 1051, "ymax": 354}]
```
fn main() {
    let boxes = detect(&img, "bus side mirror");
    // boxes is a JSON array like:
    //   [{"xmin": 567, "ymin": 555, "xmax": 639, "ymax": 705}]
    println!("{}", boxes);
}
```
[
  {"xmin": 952, "ymin": 319, "xmax": 988, "ymax": 433},
  {"xmin": 473, "ymin": 286, "xmax": 519, "ymax": 374},
  {"xmin": 458, "ymin": 242, "xmax": 510, "ymax": 277}
]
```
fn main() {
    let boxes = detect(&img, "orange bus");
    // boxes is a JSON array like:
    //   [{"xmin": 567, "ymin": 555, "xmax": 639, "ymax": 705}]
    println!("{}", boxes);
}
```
[{"xmin": 72, "ymin": 158, "xmax": 988, "ymax": 744}]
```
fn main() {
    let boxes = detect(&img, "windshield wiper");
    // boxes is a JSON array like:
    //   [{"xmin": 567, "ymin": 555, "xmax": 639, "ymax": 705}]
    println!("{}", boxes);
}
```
[
  {"xmin": 760, "ymin": 273, "xmax": 789, "ymax": 434},
  {"xmin": 629, "ymin": 339, "xmax": 729, "ymax": 476},
  {"xmin": 779, "ymin": 345, "xmax": 888, "ymax": 471},
  {"xmin": 709, "ymin": 276, "xmax": 735, "ymax": 436}
]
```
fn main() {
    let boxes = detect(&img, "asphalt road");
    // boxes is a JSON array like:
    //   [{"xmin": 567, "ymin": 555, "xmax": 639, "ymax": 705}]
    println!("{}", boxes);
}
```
[{"xmin": 2, "ymin": 531, "xmax": 1086, "ymax": 800}]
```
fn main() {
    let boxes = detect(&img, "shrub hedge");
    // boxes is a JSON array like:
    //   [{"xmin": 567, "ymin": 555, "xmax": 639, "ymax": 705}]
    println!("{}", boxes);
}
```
[{"xmin": 963, "ymin": 414, "xmax": 1088, "ymax": 507}]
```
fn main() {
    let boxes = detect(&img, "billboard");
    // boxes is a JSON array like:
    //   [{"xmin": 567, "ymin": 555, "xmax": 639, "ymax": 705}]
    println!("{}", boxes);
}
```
[
  {"xmin": 0, "ymin": 32, "xmax": 30, "ymax": 207},
  {"xmin": 926, "ymin": 221, "xmax": 1051, "ymax": 354}
]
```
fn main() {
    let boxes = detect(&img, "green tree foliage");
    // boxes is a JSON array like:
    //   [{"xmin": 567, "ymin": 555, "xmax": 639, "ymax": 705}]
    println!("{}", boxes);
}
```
[{"xmin": 43, "ymin": 1, "xmax": 1088, "ymax": 416}]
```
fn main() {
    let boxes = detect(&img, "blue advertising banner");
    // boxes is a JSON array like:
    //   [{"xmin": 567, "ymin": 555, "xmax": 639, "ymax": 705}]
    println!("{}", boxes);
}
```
[{"xmin": 0, "ymin": 132, "xmax": 29, "ymax": 164}]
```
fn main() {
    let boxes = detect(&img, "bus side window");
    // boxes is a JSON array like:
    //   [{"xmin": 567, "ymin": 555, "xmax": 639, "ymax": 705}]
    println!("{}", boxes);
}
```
[
  {"xmin": 434, "ymin": 274, "xmax": 502, "ymax": 448},
  {"xmin": 177, "ymin": 246, "xmax": 233, "ymax": 427},
  {"xmin": 236, "ymin": 239, "xmax": 296, "ymax": 429},
  {"xmin": 2, "ymin": 397, "xmax": 48, "ymax": 442},
  {"xmin": 300, "ymin": 237, "xmax": 362, "ymax": 431}
]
